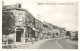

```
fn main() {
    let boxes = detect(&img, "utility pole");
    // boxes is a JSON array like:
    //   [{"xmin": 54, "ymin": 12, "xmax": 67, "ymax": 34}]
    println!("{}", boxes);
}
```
[
  {"xmin": 38, "ymin": 13, "xmax": 39, "ymax": 20},
  {"xmin": 38, "ymin": 3, "xmax": 39, "ymax": 20}
]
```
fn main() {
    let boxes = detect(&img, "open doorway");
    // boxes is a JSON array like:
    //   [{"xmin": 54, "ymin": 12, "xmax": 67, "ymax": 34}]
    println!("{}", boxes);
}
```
[{"xmin": 16, "ymin": 29, "xmax": 23, "ymax": 42}]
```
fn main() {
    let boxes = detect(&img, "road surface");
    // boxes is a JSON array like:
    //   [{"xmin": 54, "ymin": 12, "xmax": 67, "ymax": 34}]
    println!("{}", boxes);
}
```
[
  {"xmin": 39, "ymin": 38, "xmax": 78, "ymax": 49},
  {"xmin": 8, "ymin": 37, "xmax": 78, "ymax": 49},
  {"xmin": 39, "ymin": 38, "xmax": 61, "ymax": 49}
]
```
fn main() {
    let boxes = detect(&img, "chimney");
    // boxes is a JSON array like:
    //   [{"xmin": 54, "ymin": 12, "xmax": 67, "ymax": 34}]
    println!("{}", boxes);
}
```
[
  {"xmin": 16, "ymin": 3, "xmax": 21, "ymax": 8},
  {"xmin": 2, "ymin": 1, "xmax": 4, "ymax": 6}
]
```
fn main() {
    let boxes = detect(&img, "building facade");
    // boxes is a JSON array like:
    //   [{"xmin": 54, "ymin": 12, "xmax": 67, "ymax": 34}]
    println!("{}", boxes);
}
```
[
  {"xmin": 52, "ymin": 29, "xmax": 60, "ymax": 38},
  {"xmin": 35, "ymin": 19, "xmax": 43, "ymax": 40},
  {"xmin": 42, "ymin": 23, "xmax": 51, "ymax": 39},
  {"xmin": 2, "ymin": 3, "xmax": 67, "ymax": 44},
  {"xmin": 2, "ymin": 3, "xmax": 37, "ymax": 43},
  {"xmin": 59, "ymin": 28, "xmax": 66, "ymax": 37},
  {"xmin": 3, "ymin": 3, "xmax": 27, "ymax": 42}
]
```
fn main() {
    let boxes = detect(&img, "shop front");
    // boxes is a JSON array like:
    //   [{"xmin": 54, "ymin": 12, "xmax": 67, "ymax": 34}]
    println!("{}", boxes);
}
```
[
  {"xmin": 15, "ymin": 26, "xmax": 26, "ymax": 43},
  {"xmin": 16, "ymin": 29, "xmax": 23, "ymax": 42},
  {"xmin": 27, "ymin": 26, "xmax": 36, "ymax": 42}
]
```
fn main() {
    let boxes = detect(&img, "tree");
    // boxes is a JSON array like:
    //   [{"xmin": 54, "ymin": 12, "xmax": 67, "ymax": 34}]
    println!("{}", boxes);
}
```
[
  {"xmin": 66, "ymin": 31, "xmax": 71, "ymax": 36},
  {"xmin": 2, "ymin": 10, "xmax": 15, "ymax": 35}
]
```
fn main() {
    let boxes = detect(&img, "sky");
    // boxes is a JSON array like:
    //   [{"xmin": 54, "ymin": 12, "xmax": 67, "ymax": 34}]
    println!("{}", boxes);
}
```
[{"xmin": 2, "ymin": 0, "xmax": 78, "ymax": 31}]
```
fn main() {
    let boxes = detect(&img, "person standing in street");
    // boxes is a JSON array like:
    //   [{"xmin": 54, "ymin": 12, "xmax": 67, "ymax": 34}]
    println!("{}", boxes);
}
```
[
  {"xmin": 31, "ymin": 37, "xmax": 35, "ymax": 44},
  {"xmin": 43, "ymin": 36, "xmax": 44, "ymax": 39}
]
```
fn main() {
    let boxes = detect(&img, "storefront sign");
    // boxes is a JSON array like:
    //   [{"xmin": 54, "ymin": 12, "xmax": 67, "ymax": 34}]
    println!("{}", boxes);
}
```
[{"xmin": 14, "ymin": 10, "xmax": 25, "ymax": 26}]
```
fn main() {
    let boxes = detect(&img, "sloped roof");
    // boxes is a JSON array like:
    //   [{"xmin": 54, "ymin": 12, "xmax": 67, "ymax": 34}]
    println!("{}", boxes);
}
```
[
  {"xmin": 43, "ymin": 21, "xmax": 60, "ymax": 29},
  {"xmin": 3, "ymin": 4, "xmax": 26, "ymax": 11}
]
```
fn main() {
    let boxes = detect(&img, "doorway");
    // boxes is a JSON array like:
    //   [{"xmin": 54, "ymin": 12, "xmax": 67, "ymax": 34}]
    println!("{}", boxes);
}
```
[
  {"xmin": 16, "ymin": 31, "xmax": 21, "ymax": 42},
  {"xmin": 31, "ymin": 30, "xmax": 35, "ymax": 38},
  {"xmin": 16, "ymin": 29, "xmax": 23, "ymax": 42}
]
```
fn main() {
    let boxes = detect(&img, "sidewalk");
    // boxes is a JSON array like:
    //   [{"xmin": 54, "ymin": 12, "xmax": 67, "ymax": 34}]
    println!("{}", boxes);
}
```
[
  {"xmin": 14, "ymin": 39, "xmax": 53, "ymax": 49},
  {"xmin": 58, "ymin": 36, "xmax": 78, "ymax": 45},
  {"xmin": 65, "ymin": 39, "xmax": 78, "ymax": 45}
]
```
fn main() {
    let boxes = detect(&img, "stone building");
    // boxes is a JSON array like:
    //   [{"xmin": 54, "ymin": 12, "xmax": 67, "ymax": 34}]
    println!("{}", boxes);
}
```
[
  {"xmin": 25, "ymin": 9, "xmax": 36, "ymax": 42},
  {"xmin": 3, "ymin": 3, "xmax": 27, "ymax": 43},
  {"xmin": 35, "ymin": 19, "xmax": 43, "ymax": 40},
  {"xmin": 42, "ymin": 22, "xmax": 52, "ymax": 39},
  {"xmin": 59, "ymin": 28, "xmax": 66, "ymax": 37},
  {"xmin": 2, "ymin": 3, "xmax": 66, "ymax": 44},
  {"xmin": 2, "ymin": 3, "xmax": 38, "ymax": 43},
  {"xmin": 52, "ymin": 28, "xmax": 66, "ymax": 38},
  {"xmin": 52, "ymin": 29, "xmax": 60, "ymax": 38},
  {"xmin": 44, "ymin": 22, "xmax": 66, "ymax": 38},
  {"xmin": 42, "ymin": 22, "xmax": 53, "ymax": 38},
  {"xmin": 70, "ymin": 31, "xmax": 78, "ymax": 40}
]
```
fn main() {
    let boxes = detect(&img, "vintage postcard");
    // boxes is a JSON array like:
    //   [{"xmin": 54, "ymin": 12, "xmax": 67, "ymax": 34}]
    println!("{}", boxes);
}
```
[{"xmin": 1, "ymin": 0, "xmax": 79, "ymax": 51}]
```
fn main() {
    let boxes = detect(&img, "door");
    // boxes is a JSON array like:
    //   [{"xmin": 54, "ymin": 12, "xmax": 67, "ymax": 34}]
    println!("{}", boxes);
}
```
[
  {"xmin": 31, "ymin": 30, "xmax": 35, "ymax": 38},
  {"xmin": 16, "ymin": 31, "xmax": 21, "ymax": 42}
]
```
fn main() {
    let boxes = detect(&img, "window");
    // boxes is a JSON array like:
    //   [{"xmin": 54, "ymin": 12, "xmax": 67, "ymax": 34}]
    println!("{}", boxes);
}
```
[{"xmin": 56, "ymin": 33, "xmax": 58, "ymax": 35}]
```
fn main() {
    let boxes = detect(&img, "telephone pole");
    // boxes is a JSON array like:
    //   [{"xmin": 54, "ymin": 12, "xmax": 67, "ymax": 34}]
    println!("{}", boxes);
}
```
[{"xmin": 38, "ymin": 13, "xmax": 39, "ymax": 20}]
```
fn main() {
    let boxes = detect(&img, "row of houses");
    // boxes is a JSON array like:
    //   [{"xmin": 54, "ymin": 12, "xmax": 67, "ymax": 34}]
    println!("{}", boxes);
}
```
[
  {"xmin": 67, "ymin": 31, "xmax": 78, "ymax": 40},
  {"xmin": 42, "ymin": 22, "xmax": 66, "ymax": 38},
  {"xmin": 2, "ymin": 3, "xmax": 66, "ymax": 43}
]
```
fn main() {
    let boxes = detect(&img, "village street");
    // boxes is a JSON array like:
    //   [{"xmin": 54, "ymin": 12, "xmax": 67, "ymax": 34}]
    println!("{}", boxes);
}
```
[
  {"xmin": 14, "ymin": 37, "xmax": 78, "ymax": 49},
  {"xmin": 2, "ymin": 1, "xmax": 78, "ymax": 49}
]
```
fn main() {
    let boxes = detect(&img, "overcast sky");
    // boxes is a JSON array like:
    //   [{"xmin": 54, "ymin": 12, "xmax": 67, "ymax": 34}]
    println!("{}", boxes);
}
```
[{"xmin": 3, "ymin": 0, "xmax": 78, "ymax": 31}]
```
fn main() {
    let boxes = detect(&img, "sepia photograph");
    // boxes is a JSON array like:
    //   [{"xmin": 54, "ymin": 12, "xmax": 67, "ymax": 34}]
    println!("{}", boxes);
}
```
[{"xmin": 2, "ymin": 0, "xmax": 78, "ymax": 49}]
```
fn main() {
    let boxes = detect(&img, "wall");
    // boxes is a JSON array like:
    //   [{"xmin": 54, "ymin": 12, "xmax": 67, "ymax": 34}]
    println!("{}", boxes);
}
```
[{"xmin": 35, "ymin": 19, "xmax": 43, "ymax": 40}]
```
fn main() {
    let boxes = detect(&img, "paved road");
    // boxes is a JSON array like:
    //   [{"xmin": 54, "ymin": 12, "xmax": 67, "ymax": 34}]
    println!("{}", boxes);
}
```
[
  {"xmin": 39, "ymin": 38, "xmax": 78, "ymax": 49},
  {"xmin": 57, "ymin": 38, "xmax": 78, "ymax": 49},
  {"xmin": 39, "ymin": 39, "xmax": 61, "ymax": 49},
  {"xmin": 12, "ymin": 38, "xmax": 78, "ymax": 49}
]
